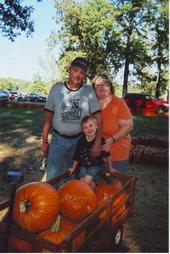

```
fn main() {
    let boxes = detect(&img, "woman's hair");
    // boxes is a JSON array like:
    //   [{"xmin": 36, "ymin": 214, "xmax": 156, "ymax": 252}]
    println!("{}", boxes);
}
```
[
  {"xmin": 92, "ymin": 74, "xmax": 115, "ymax": 95},
  {"xmin": 80, "ymin": 115, "xmax": 97, "ymax": 129}
]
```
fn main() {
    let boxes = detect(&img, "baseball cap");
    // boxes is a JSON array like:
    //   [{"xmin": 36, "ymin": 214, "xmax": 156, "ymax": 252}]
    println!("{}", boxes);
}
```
[{"xmin": 70, "ymin": 57, "xmax": 88, "ymax": 71}]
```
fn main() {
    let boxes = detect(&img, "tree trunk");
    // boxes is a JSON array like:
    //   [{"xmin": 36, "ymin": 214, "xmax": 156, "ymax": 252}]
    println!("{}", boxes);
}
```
[
  {"xmin": 155, "ymin": 59, "xmax": 161, "ymax": 99},
  {"xmin": 122, "ymin": 22, "xmax": 133, "ymax": 98},
  {"xmin": 122, "ymin": 55, "xmax": 130, "ymax": 97}
]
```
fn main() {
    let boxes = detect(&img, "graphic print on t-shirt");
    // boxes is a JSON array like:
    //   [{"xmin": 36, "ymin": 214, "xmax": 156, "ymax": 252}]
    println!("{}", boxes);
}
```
[{"xmin": 61, "ymin": 97, "xmax": 83, "ymax": 122}]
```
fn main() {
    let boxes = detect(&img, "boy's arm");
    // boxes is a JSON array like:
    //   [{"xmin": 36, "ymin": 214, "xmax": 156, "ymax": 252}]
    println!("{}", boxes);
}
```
[
  {"xmin": 92, "ymin": 111, "xmax": 103, "ymax": 157},
  {"xmin": 106, "ymin": 156, "xmax": 119, "ymax": 173},
  {"xmin": 68, "ymin": 160, "xmax": 78, "ymax": 174}
]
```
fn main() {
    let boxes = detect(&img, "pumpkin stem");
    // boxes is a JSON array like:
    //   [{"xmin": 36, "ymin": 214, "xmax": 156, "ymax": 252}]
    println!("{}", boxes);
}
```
[
  {"xmin": 19, "ymin": 200, "xmax": 30, "ymax": 212},
  {"xmin": 50, "ymin": 215, "xmax": 61, "ymax": 232},
  {"xmin": 103, "ymin": 193, "xmax": 108, "ymax": 200}
]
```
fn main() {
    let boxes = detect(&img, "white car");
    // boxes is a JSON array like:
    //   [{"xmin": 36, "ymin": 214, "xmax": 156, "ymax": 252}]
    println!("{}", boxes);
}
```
[{"xmin": 8, "ymin": 91, "xmax": 20, "ymax": 99}]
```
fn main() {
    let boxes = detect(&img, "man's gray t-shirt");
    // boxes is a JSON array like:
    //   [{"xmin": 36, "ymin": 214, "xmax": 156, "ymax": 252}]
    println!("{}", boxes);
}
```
[{"xmin": 44, "ymin": 82, "xmax": 100, "ymax": 135}]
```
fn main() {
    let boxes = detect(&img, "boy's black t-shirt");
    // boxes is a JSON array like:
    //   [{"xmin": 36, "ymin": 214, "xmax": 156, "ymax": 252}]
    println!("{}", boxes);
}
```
[{"xmin": 73, "ymin": 135, "xmax": 110, "ymax": 168}]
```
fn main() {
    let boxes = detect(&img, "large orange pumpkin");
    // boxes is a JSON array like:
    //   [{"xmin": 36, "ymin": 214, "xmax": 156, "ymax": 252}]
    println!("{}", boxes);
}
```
[
  {"xmin": 58, "ymin": 179, "xmax": 97, "ymax": 223},
  {"xmin": 13, "ymin": 182, "xmax": 61, "ymax": 233},
  {"xmin": 95, "ymin": 180, "xmax": 127, "ymax": 223},
  {"xmin": 40, "ymin": 216, "xmax": 86, "ymax": 252}
]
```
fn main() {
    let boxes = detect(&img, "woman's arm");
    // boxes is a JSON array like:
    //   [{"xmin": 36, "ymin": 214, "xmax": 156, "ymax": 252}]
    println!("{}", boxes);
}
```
[
  {"xmin": 103, "ymin": 118, "xmax": 133, "ymax": 152},
  {"xmin": 112, "ymin": 118, "xmax": 133, "ymax": 141}
]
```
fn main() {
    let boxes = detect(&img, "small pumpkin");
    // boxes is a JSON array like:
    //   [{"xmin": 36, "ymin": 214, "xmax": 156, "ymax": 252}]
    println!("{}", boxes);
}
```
[
  {"xmin": 58, "ymin": 179, "xmax": 97, "ymax": 223},
  {"xmin": 13, "ymin": 182, "xmax": 61, "ymax": 233},
  {"xmin": 40, "ymin": 216, "xmax": 86, "ymax": 252},
  {"xmin": 132, "ymin": 145, "xmax": 145, "ymax": 162},
  {"xmin": 95, "ymin": 180, "xmax": 126, "ymax": 222}
]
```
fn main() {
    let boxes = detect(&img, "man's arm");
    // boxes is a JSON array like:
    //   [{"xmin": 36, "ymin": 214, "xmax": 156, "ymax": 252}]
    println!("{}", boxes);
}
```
[
  {"xmin": 41, "ymin": 111, "xmax": 53, "ymax": 155},
  {"xmin": 91, "ymin": 111, "xmax": 103, "ymax": 157}
]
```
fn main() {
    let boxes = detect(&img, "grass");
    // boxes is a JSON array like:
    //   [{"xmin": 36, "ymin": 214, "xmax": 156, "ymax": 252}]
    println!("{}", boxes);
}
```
[
  {"xmin": 0, "ymin": 107, "xmax": 44, "ymax": 138},
  {"xmin": 0, "ymin": 106, "xmax": 168, "ymax": 138},
  {"xmin": 131, "ymin": 114, "xmax": 168, "ymax": 137}
]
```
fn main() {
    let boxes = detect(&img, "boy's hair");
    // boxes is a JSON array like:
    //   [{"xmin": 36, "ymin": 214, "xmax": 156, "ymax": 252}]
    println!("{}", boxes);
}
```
[{"xmin": 80, "ymin": 115, "xmax": 97, "ymax": 129}]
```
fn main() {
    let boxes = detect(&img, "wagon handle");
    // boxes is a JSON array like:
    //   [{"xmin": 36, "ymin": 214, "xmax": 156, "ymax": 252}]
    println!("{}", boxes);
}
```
[
  {"xmin": 3, "ymin": 171, "xmax": 24, "ymax": 253},
  {"xmin": 46, "ymin": 171, "xmax": 70, "ymax": 186}
]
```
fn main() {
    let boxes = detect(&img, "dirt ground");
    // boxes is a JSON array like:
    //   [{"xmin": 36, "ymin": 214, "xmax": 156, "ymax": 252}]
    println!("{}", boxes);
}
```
[{"xmin": 0, "ymin": 136, "xmax": 169, "ymax": 253}]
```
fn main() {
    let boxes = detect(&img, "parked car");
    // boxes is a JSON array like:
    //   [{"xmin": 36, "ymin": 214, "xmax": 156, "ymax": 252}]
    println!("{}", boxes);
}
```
[
  {"xmin": 16, "ymin": 93, "xmax": 27, "ymax": 101},
  {"xmin": 25, "ymin": 93, "xmax": 46, "ymax": 103},
  {"xmin": 1, "ymin": 90, "xmax": 10, "ymax": 97},
  {"xmin": 8, "ymin": 91, "xmax": 20, "ymax": 100},
  {"xmin": 124, "ymin": 93, "xmax": 169, "ymax": 114},
  {"xmin": 0, "ymin": 91, "xmax": 9, "ymax": 102}
]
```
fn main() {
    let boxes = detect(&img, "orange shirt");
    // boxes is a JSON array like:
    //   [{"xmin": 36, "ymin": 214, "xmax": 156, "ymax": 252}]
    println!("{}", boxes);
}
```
[{"xmin": 101, "ymin": 95, "xmax": 132, "ymax": 161}]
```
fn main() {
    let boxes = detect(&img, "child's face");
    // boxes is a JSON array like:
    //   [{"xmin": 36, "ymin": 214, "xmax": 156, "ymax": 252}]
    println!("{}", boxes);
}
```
[{"xmin": 82, "ymin": 119, "xmax": 97, "ymax": 138}]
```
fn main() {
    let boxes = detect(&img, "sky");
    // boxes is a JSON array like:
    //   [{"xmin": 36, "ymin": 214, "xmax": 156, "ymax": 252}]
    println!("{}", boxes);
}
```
[{"xmin": 0, "ymin": 0, "xmax": 58, "ymax": 81}]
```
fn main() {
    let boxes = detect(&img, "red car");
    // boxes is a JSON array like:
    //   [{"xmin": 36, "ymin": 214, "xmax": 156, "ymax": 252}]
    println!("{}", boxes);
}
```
[{"xmin": 124, "ymin": 93, "xmax": 169, "ymax": 114}]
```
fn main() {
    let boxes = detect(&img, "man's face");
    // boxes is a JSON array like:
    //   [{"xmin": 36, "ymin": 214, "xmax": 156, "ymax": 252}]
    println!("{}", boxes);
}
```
[{"xmin": 68, "ymin": 66, "xmax": 86, "ymax": 86}]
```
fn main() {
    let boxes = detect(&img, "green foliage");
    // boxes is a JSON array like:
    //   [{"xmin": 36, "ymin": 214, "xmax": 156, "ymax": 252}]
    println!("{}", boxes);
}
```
[
  {"xmin": 0, "ymin": 0, "xmax": 42, "ymax": 41},
  {"xmin": 0, "ymin": 78, "xmax": 30, "ymax": 92},
  {"xmin": 28, "ymin": 80, "xmax": 47, "ymax": 95},
  {"xmin": 51, "ymin": 0, "xmax": 168, "ymax": 97},
  {"xmin": 142, "ymin": 0, "xmax": 169, "ymax": 98},
  {"xmin": 53, "ymin": 0, "xmax": 121, "ymax": 79},
  {"xmin": 0, "ymin": 78, "xmax": 51, "ymax": 95}
]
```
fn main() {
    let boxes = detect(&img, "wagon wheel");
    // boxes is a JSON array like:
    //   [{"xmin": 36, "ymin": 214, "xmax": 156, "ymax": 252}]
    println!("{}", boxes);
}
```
[{"xmin": 111, "ymin": 225, "xmax": 123, "ymax": 248}]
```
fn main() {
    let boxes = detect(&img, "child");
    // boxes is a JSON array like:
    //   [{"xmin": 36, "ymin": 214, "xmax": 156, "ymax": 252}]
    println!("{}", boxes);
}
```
[{"xmin": 68, "ymin": 115, "xmax": 114, "ymax": 189}]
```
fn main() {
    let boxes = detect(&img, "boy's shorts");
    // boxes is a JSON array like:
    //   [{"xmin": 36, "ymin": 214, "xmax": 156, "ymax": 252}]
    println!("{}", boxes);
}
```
[{"xmin": 79, "ymin": 166, "xmax": 101, "ymax": 179}]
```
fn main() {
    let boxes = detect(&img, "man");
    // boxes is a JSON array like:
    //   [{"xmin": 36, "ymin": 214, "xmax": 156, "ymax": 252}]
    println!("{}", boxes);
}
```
[{"xmin": 41, "ymin": 57, "xmax": 102, "ymax": 182}]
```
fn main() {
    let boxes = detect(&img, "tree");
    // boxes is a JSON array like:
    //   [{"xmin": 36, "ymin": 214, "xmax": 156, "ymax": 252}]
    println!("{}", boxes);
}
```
[
  {"xmin": 0, "ymin": 0, "xmax": 42, "ymax": 41},
  {"xmin": 51, "ymin": 0, "xmax": 168, "ymax": 97},
  {"xmin": 29, "ymin": 79, "xmax": 47, "ymax": 94},
  {"xmin": 111, "ymin": 0, "xmax": 153, "ymax": 96},
  {"xmin": 52, "ymin": 0, "xmax": 122, "ymax": 80},
  {"xmin": 147, "ymin": 0, "xmax": 168, "ymax": 98},
  {"xmin": 52, "ymin": 0, "xmax": 150, "ymax": 92}
]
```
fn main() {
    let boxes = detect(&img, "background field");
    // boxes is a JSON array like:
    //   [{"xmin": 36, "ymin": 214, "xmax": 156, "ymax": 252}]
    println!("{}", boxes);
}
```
[{"xmin": 0, "ymin": 107, "xmax": 169, "ymax": 252}]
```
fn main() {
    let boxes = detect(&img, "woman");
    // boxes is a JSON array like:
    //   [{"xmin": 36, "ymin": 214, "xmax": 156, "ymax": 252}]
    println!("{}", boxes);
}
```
[{"xmin": 92, "ymin": 74, "xmax": 133, "ymax": 174}]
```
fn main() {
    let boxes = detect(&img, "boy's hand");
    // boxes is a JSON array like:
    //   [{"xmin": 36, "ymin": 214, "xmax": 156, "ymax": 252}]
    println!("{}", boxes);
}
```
[
  {"xmin": 67, "ymin": 168, "xmax": 75, "ymax": 175},
  {"xmin": 109, "ymin": 168, "xmax": 119, "ymax": 174}
]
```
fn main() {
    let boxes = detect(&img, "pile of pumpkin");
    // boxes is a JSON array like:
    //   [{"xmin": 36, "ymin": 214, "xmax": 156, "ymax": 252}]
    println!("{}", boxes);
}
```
[
  {"xmin": 131, "ymin": 135, "xmax": 168, "ymax": 148},
  {"xmin": 130, "ymin": 135, "xmax": 168, "ymax": 166},
  {"xmin": 10, "ymin": 178, "xmax": 126, "ymax": 252}
]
